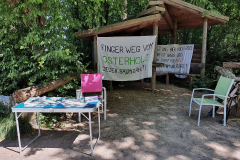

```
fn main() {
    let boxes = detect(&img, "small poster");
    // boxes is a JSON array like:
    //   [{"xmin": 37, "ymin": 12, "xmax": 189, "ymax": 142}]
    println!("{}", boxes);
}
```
[{"xmin": 156, "ymin": 44, "xmax": 194, "ymax": 74}]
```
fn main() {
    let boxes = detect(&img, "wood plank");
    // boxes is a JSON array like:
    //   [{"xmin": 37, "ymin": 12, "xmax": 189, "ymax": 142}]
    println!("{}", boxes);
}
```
[
  {"xmin": 151, "ymin": 22, "xmax": 159, "ymax": 90},
  {"xmin": 171, "ymin": 13, "xmax": 203, "ymax": 22},
  {"xmin": 178, "ymin": 23, "xmax": 203, "ymax": 29},
  {"xmin": 191, "ymin": 59, "xmax": 201, "ymax": 63},
  {"xmin": 76, "ymin": 14, "xmax": 162, "ymax": 38},
  {"xmin": 166, "ymin": 73, "xmax": 169, "ymax": 85},
  {"xmin": 156, "ymin": 72, "xmax": 201, "ymax": 77},
  {"xmin": 136, "ymin": 6, "xmax": 165, "ymax": 18},
  {"xmin": 223, "ymin": 62, "xmax": 240, "ymax": 69},
  {"xmin": 178, "ymin": 20, "xmax": 220, "ymax": 29},
  {"xmin": 173, "ymin": 20, "xmax": 177, "ymax": 44},
  {"xmin": 163, "ymin": 0, "xmax": 229, "ymax": 23},
  {"xmin": 159, "ymin": 4, "xmax": 173, "ymax": 30},
  {"xmin": 193, "ymin": 49, "xmax": 202, "ymax": 54},
  {"xmin": 146, "ymin": 1, "xmax": 164, "ymax": 9},
  {"xmin": 190, "ymin": 63, "xmax": 202, "ymax": 69},
  {"xmin": 153, "ymin": 63, "xmax": 164, "ymax": 67},
  {"xmin": 192, "ymin": 53, "xmax": 201, "ymax": 59},
  {"xmin": 124, "ymin": 22, "xmax": 153, "ymax": 33},
  {"xmin": 201, "ymin": 18, "xmax": 208, "ymax": 77},
  {"xmin": 158, "ymin": 18, "xmax": 168, "ymax": 25}
]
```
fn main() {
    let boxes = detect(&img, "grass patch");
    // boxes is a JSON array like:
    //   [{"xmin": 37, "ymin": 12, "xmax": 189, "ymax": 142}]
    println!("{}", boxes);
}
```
[{"xmin": 0, "ymin": 102, "xmax": 32, "ymax": 140}]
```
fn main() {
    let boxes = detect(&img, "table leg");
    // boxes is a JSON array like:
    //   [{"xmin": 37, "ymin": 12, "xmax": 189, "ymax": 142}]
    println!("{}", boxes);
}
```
[
  {"xmin": 37, "ymin": 113, "xmax": 41, "ymax": 136},
  {"xmin": 15, "ymin": 112, "xmax": 22, "ymax": 153},
  {"xmin": 86, "ymin": 104, "xmax": 101, "ymax": 157},
  {"xmin": 88, "ymin": 112, "xmax": 93, "ymax": 156},
  {"xmin": 14, "ymin": 112, "xmax": 41, "ymax": 153}
]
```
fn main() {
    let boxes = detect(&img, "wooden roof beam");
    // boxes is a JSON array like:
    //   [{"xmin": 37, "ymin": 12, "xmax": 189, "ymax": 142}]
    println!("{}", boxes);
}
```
[
  {"xmin": 76, "ymin": 14, "xmax": 162, "ymax": 38},
  {"xmin": 124, "ymin": 22, "xmax": 153, "ymax": 33},
  {"xmin": 163, "ymin": 0, "xmax": 229, "ymax": 23},
  {"xmin": 159, "ymin": 4, "xmax": 173, "ymax": 31},
  {"xmin": 119, "ymin": 23, "xmax": 154, "ymax": 36},
  {"xmin": 136, "ymin": 6, "xmax": 165, "ymax": 18},
  {"xmin": 145, "ymin": 1, "xmax": 164, "ymax": 9}
]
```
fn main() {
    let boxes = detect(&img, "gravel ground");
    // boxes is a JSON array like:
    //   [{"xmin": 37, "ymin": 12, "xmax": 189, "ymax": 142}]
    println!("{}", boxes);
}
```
[{"xmin": 1, "ymin": 82, "xmax": 240, "ymax": 160}]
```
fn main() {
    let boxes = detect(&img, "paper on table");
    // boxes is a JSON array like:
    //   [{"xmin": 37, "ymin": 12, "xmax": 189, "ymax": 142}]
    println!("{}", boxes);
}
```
[
  {"xmin": 24, "ymin": 97, "xmax": 52, "ymax": 107},
  {"xmin": 61, "ymin": 99, "xmax": 87, "ymax": 107}
]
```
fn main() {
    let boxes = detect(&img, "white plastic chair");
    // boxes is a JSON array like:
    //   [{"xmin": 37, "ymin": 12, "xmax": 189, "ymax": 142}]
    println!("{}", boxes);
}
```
[{"xmin": 189, "ymin": 76, "xmax": 234, "ymax": 126}]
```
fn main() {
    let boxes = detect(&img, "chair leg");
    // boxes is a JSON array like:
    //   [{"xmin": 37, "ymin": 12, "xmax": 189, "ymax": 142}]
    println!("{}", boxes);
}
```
[
  {"xmin": 212, "ymin": 106, "xmax": 215, "ymax": 118},
  {"xmin": 189, "ymin": 97, "xmax": 193, "ymax": 117},
  {"xmin": 198, "ymin": 105, "xmax": 202, "ymax": 126},
  {"xmin": 223, "ymin": 106, "xmax": 227, "ymax": 126}
]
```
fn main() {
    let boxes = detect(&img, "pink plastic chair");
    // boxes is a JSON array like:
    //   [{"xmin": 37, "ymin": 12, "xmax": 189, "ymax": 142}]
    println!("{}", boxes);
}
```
[
  {"xmin": 78, "ymin": 74, "xmax": 107, "ymax": 121},
  {"xmin": 81, "ymin": 73, "xmax": 102, "ymax": 93}
]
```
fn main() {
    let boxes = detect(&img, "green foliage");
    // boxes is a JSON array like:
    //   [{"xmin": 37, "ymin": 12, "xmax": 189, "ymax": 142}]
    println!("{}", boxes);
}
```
[
  {"xmin": 192, "ymin": 73, "xmax": 217, "ymax": 89},
  {"xmin": 0, "ymin": 102, "xmax": 8, "ymax": 116},
  {"xmin": 0, "ymin": 106, "xmax": 32, "ymax": 140},
  {"xmin": 0, "ymin": 0, "xmax": 86, "ymax": 95},
  {"xmin": 39, "ymin": 113, "xmax": 62, "ymax": 129}
]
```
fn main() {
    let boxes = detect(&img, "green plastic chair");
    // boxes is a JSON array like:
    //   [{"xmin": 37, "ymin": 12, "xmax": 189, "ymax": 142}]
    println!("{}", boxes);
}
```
[{"xmin": 189, "ymin": 76, "xmax": 234, "ymax": 126}]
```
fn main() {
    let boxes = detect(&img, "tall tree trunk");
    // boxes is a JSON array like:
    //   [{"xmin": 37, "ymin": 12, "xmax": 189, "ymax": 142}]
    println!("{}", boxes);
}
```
[{"xmin": 103, "ymin": 1, "xmax": 109, "ymax": 26}]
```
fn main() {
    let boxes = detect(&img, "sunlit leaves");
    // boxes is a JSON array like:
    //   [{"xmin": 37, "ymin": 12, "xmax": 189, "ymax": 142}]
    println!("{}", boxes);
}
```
[{"xmin": 0, "ymin": 0, "xmax": 86, "ymax": 94}]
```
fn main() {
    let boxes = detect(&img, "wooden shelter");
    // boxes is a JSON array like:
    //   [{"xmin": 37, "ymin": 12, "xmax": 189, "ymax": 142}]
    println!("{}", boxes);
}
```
[{"xmin": 76, "ymin": 0, "xmax": 229, "ymax": 90}]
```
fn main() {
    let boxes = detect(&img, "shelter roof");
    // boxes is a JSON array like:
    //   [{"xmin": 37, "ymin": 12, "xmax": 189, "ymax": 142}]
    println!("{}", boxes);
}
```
[{"xmin": 76, "ymin": 0, "xmax": 229, "ymax": 40}]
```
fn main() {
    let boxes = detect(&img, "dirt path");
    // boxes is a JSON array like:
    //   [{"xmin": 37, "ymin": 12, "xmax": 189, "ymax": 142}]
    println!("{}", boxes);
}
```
[{"xmin": 1, "ymin": 82, "xmax": 240, "ymax": 160}]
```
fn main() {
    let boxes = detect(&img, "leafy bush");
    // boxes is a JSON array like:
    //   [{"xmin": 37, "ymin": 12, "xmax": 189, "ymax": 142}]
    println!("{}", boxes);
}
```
[
  {"xmin": 39, "ymin": 113, "xmax": 62, "ymax": 129},
  {"xmin": 192, "ymin": 73, "xmax": 217, "ymax": 89},
  {"xmin": 0, "ymin": 103, "xmax": 32, "ymax": 140}
]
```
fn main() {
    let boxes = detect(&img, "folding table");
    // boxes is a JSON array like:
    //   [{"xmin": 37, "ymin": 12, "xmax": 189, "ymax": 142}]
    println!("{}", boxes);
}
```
[{"xmin": 12, "ymin": 96, "xmax": 103, "ymax": 156}]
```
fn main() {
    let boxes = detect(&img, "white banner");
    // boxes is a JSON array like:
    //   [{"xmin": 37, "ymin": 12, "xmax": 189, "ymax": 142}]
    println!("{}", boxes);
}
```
[
  {"xmin": 156, "ymin": 44, "xmax": 194, "ymax": 74},
  {"xmin": 97, "ymin": 36, "xmax": 156, "ymax": 81}
]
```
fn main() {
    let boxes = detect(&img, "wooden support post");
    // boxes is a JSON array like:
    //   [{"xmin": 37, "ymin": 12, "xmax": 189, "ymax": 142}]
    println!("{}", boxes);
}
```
[
  {"xmin": 173, "ymin": 20, "xmax": 177, "ymax": 44},
  {"xmin": 141, "ymin": 31, "xmax": 145, "ymax": 83},
  {"xmin": 201, "ymin": 18, "xmax": 208, "ymax": 77},
  {"xmin": 93, "ymin": 35, "xmax": 98, "ymax": 72},
  {"xmin": 110, "ymin": 81, "xmax": 113, "ymax": 91},
  {"xmin": 166, "ymin": 73, "xmax": 169, "ymax": 85},
  {"xmin": 165, "ymin": 20, "xmax": 177, "ymax": 85},
  {"xmin": 151, "ymin": 22, "xmax": 158, "ymax": 91}
]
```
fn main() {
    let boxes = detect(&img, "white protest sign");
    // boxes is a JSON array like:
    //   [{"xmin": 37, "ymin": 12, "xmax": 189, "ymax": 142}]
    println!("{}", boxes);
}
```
[
  {"xmin": 156, "ymin": 44, "xmax": 194, "ymax": 74},
  {"xmin": 97, "ymin": 36, "xmax": 156, "ymax": 81}
]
